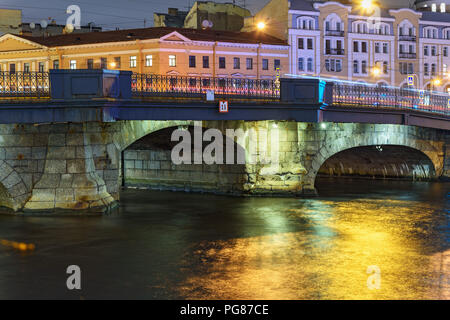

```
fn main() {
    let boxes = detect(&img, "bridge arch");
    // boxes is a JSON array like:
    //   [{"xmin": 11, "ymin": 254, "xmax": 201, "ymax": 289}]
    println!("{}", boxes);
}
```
[
  {"xmin": 120, "ymin": 121, "xmax": 249, "ymax": 195},
  {"xmin": 0, "ymin": 160, "xmax": 30, "ymax": 211},
  {"xmin": 307, "ymin": 130, "xmax": 443, "ymax": 188}
]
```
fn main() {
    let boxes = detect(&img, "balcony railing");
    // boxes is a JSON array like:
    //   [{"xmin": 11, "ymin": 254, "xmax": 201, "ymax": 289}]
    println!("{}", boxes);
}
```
[
  {"xmin": 398, "ymin": 35, "xmax": 416, "ymax": 41},
  {"xmin": 132, "ymin": 74, "xmax": 280, "ymax": 100},
  {"xmin": 331, "ymin": 82, "xmax": 449, "ymax": 116},
  {"xmin": 0, "ymin": 72, "xmax": 49, "ymax": 98},
  {"xmin": 325, "ymin": 30, "xmax": 345, "ymax": 37},
  {"xmin": 325, "ymin": 48, "xmax": 345, "ymax": 55},
  {"xmin": 399, "ymin": 53, "xmax": 417, "ymax": 59}
]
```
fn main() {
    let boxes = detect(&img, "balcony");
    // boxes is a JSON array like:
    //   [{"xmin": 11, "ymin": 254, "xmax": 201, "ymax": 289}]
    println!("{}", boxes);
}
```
[
  {"xmin": 399, "ymin": 53, "xmax": 417, "ymax": 59},
  {"xmin": 325, "ymin": 48, "xmax": 345, "ymax": 56},
  {"xmin": 398, "ymin": 35, "xmax": 416, "ymax": 42},
  {"xmin": 325, "ymin": 30, "xmax": 345, "ymax": 37}
]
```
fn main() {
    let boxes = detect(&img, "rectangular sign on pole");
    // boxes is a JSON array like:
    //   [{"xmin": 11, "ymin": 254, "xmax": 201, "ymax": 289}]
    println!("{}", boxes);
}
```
[
  {"xmin": 219, "ymin": 100, "xmax": 229, "ymax": 113},
  {"xmin": 407, "ymin": 75, "xmax": 415, "ymax": 86}
]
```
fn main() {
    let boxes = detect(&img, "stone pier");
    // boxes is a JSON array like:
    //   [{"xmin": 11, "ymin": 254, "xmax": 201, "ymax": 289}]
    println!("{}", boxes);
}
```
[{"xmin": 0, "ymin": 120, "xmax": 448, "ymax": 214}]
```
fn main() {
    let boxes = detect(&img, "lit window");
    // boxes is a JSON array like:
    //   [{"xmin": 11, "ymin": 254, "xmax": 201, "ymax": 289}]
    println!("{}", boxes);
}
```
[
  {"xmin": 70, "ymin": 60, "xmax": 77, "ymax": 70},
  {"xmin": 440, "ymin": 3, "xmax": 446, "ymax": 12},
  {"xmin": 146, "ymin": 55, "xmax": 153, "ymax": 67},
  {"xmin": 130, "ymin": 56, "xmax": 137, "ymax": 68},
  {"xmin": 432, "ymin": 3, "xmax": 437, "ymax": 11},
  {"xmin": 24, "ymin": 63, "xmax": 30, "ymax": 73},
  {"xmin": 169, "ymin": 55, "xmax": 176, "ymax": 67}
]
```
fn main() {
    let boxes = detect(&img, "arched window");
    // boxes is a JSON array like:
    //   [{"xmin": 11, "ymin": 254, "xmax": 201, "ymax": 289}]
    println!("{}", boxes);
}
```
[
  {"xmin": 398, "ymin": 19, "xmax": 415, "ymax": 37},
  {"xmin": 324, "ymin": 13, "xmax": 343, "ymax": 33},
  {"xmin": 423, "ymin": 26, "xmax": 438, "ymax": 39},
  {"xmin": 297, "ymin": 16, "xmax": 315, "ymax": 30}
]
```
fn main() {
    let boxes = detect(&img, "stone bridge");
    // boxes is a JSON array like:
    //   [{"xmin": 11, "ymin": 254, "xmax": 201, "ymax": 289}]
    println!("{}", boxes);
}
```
[{"xmin": 0, "ymin": 120, "xmax": 448, "ymax": 214}]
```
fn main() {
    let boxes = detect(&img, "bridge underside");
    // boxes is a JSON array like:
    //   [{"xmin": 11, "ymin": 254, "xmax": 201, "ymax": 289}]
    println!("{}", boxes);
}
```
[{"xmin": 0, "ymin": 120, "xmax": 447, "ymax": 214}]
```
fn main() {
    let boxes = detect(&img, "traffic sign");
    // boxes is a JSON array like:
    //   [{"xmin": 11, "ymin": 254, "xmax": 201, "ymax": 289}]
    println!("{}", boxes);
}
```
[
  {"xmin": 219, "ymin": 100, "xmax": 229, "ymax": 113},
  {"xmin": 407, "ymin": 75, "xmax": 415, "ymax": 86}
]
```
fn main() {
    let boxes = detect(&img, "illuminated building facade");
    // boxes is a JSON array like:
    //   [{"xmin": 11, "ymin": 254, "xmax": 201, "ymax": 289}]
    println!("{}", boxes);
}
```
[
  {"xmin": 245, "ymin": 0, "xmax": 450, "ymax": 93},
  {"xmin": 0, "ymin": 27, "xmax": 288, "ymax": 80}
]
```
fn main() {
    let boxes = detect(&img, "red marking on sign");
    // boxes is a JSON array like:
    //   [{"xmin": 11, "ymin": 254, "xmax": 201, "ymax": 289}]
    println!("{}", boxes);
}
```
[{"xmin": 219, "ymin": 100, "xmax": 229, "ymax": 113}]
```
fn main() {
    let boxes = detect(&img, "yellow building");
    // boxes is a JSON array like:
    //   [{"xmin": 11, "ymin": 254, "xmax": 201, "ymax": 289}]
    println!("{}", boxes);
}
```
[
  {"xmin": 0, "ymin": 27, "xmax": 289, "ymax": 80},
  {"xmin": 0, "ymin": 9, "xmax": 22, "ymax": 35}
]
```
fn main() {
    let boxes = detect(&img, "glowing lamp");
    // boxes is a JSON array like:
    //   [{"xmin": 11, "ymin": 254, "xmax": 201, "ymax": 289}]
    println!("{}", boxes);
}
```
[{"xmin": 257, "ymin": 22, "xmax": 266, "ymax": 30}]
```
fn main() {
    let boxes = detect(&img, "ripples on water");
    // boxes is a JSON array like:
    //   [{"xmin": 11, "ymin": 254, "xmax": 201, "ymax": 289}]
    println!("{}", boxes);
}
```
[{"xmin": 0, "ymin": 178, "xmax": 448, "ymax": 299}]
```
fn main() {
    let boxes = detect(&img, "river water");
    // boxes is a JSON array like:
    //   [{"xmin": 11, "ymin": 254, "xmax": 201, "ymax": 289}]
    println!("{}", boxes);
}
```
[{"xmin": 0, "ymin": 178, "xmax": 448, "ymax": 300}]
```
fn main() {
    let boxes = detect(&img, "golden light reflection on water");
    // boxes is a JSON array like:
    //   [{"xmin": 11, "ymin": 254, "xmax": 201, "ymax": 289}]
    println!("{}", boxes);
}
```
[{"xmin": 178, "ymin": 199, "xmax": 449, "ymax": 300}]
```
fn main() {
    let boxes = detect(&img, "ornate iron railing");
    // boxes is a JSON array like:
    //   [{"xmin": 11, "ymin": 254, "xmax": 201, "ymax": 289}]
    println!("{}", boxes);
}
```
[
  {"xmin": 131, "ymin": 74, "xmax": 280, "ymax": 100},
  {"xmin": 0, "ymin": 72, "xmax": 50, "ymax": 98},
  {"xmin": 332, "ymin": 82, "xmax": 449, "ymax": 116}
]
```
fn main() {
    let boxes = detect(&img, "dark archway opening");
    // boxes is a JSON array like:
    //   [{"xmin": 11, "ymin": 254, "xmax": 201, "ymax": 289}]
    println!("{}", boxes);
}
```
[
  {"xmin": 122, "ymin": 126, "xmax": 247, "ymax": 195},
  {"xmin": 316, "ymin": 145, "xmax": 436, "ymax": 182}
]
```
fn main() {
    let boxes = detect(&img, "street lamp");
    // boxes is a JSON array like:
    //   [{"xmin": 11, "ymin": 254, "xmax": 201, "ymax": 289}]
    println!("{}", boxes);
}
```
[
  {"xmin": 257, "ymin": 21, "xmax": 266, "ymax": 31},
  {"xmin": 371, "ymin": 66, "xmax": 381, "ymax": 77},
  {"xmin": 109, "ymin": 62, "xmax": 117, "ymax": 69}
]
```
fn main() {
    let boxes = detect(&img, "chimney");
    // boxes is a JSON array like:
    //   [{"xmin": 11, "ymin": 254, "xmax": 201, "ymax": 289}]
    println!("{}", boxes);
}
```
[{"xmin": 168, "ymin": 8, "xmax": 179, "ymax": 16}]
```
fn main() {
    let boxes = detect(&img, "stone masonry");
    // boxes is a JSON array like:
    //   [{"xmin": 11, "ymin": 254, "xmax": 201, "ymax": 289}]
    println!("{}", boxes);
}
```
[{"xmin": 0, "ymin": 120, "xmax": 448, "ymax": 213}]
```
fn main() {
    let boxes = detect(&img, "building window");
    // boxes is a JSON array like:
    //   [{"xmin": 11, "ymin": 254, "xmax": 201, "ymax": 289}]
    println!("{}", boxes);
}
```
[
  {"xmin": 188, "ymin": 55, "xmax": 196, "ymax": 68},
  {"xmin": 233, "ymin": 57, "xmax": 240, "ymax": 69},
  {"xmin": 399, "ymin": 62, "xmax": 408, "ymax": 75},
  {"xmin": 274, "ymin": 59, "xmax": 281, "ymax": 71},
  {"xmin": 431, "ymin": 63, "xmax": 436, "ymax": 76},
  {"xmin": 353, "ymin": 60, "xmax": 359, "ymax": 74},
  {"xmin": 24, "ymin": 63, "xmax": 30, "ymax": 73},
  {"xmin": 383, "ymin": 43, "xmax": 388, "ymax": 54},
  {"xmin": 307, "ymin": 38, "xmax": 313, "ymax": 50},
  {"xmin": 130, "ymin": 56, "xmax": 137, "ymax": 68},
  {"xmin": 168, "ymin": 55, "xmax": 176, "ymax": 67},
  {"xmin": 325, "ymin": 59, "xmax": 330, "ymax": 72},
  {"xmin": 383, "ymin": 61, "xmax": 388, "ymax": 74},
  {"xmin": 336, "ymin": 60, "xmax": 342, "ymax": 72},
  {"xmin": 113, "ymin": 57, "xmax": 121, "ymax": 68},
  {"xmin": 298, "ymin": 38, "xmax": 304, "ymax": 50},
  {"xmin": 262, "ymin": 59, "xmax": 268, "ymax": 70},
  {"xmin": 408, "ymin": 63, "xmax": 414, "ymax": 74},
  {"xmin": 361, "ymin": 60, "xmax": 367, "ymax": 74},
  {"xmin": 307, "ymin": 58, "xmax": 313, "ymax": 72},
  {"xmin": 375, "ymin": 43, "xmax": 380, "ymax": 54},
  {"xmin": 203, "ymin": 56, "xmax": 209, "ymax": 69},
  {"xmin": 219, "ymin": 57, "xmax": 226, "ymax": 69},
  {"xmin": 424, "ymin": 63, "xmax": 429, "ymax": 76},
  {"xmin": 444, "ymin": 47, "xmax": 448, "ymax": 57},
  {"xmin": 424, "ymin": 46, "xmax": 429, "ymax": 56},
  {"xmin": 38, "ymin": 62, "xmax": 45, "ymax": 72},
  {"xmin": 353, "ymin": 41, "xmax": 359, "ymax": 53},
  {"xmin": 361, "ymin": 42, "xmax": 367, "ymax": 53},
  {"xmin": 431, "ymin": 46, "xmax": 436, "ymax": 56},
  {"xmin": 53, "ymin": 60, "xmax": 59, "ymax": 70},
  {"xmin": 298, "ymin": 58, "xmax": 304, "ymax": 71},
  {"xmin": 70, "ymin": 60, "xmax": 77, "ymax": 70},
  {"xmin": 87, "ymin": 59, "xmax": 94, "ymax": 69},
  {"xmin": 101, "ymin": 58, "xmax": 107, "ymax": 69},
  {"xmin": 246, "ymin": 58, "xmax": 253, "ymax": 70},
  {"xmin": 146, "ymin": 55, "xmax": 153, "ymax": 67}
]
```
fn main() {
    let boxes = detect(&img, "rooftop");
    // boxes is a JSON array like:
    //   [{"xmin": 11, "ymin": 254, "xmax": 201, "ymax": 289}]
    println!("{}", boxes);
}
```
[{"xmin": 15, "ymin": 26, "xmax": 287, "ymax": 47}]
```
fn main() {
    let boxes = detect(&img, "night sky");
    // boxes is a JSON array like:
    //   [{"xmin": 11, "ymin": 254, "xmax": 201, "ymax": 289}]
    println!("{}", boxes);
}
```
[{"xmin": 0, "ymin": 0, "xmax": 413, "ymax": 31}]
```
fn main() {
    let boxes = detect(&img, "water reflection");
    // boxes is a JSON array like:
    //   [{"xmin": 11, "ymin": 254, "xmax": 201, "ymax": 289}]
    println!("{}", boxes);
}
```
[{"xmin": 0, "ymin": 179, "xmax": 448, "ymax": 299}]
